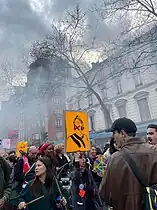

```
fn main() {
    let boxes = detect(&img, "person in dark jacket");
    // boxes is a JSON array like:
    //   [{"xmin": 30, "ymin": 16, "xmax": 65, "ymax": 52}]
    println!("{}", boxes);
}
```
[
  {"xmin": 13, "ymin": 150, "xmax": 36, "ymax": 188},
  {"xmin": 17, "ymin": 157, "xmax": 67, "ymax": 210},
  {"xmin": 0, "ymin": 156, "xmax": 12, "ymax": 209},
  {"xmin": 9, "ymin": 151, "xmax": 36, "ymax": 208},
  {"xmin": 72, "ymin": 153, "xmax": 102, "ymax": 210},
  {"xmin": 55, "ymin": 144, "xmax": 69, "ymax": 177},
  {"xmin": 6, "ymin": 151, "xmax": 17, "ymax": 181},
  {"xmin": 100, "ymin": 117, "xmax": 157, "ymax": 210}
]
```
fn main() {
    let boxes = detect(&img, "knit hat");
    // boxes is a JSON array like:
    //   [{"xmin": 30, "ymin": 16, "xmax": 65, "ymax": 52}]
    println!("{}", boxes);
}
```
[{"xmin": 38, "ymin": 143, "xmax": 51, "ymax": 155}]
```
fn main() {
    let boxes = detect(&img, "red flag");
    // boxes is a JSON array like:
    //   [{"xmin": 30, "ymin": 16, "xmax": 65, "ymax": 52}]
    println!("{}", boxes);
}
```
[{"xmin": 23, "ymin": 156, "xmax": 30, "ymax": 173}]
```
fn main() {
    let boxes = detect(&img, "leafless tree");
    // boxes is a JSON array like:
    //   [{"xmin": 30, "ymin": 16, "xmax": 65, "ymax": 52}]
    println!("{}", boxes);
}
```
[
  {"xmin": 0, "ymin": 59, "xmax": 17, "ymax": 100},
  {"xmin": 104, "ymin": 0, "xmax": 156, "ymax": 15},
  {"xmin": 97, "ymin": 0, "xmax": 157, "ymax": 72},
  {"xmin": 30, "ymin": 5, "xmax": 112, "ymax": 128}
]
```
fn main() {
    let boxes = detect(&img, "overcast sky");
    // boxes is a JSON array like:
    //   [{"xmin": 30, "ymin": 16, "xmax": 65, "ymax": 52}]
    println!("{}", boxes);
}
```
[{"xmin": 0, "ymin": 0, "xmax": 125, "ymax": 101}]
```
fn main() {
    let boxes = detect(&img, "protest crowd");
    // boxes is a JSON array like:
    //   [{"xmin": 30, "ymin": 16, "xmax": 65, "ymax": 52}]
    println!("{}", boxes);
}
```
[{"xmin": 0, "ymin": 117, "xmax": 157, "ymax": 210}]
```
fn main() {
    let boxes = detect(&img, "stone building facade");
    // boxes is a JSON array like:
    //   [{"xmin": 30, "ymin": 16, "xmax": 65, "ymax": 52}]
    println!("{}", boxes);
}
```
[{"xmin": 66, "ymin": 28, "xmax": 157, "ymax": 146}]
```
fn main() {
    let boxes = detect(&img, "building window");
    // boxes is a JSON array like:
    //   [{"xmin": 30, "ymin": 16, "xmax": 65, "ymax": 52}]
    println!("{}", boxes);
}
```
[
  {"xmin": 89, "ymin": 115, "xmax": 95, "ymax": 130},
  {"xmin": 115, "ymin": 99, "xmax": 127, "ymax": 118},
  {"xmin": 137, "ymin": 98, "xmax": 151, "ymax": 122},
  {"xmin": 88, "ymin": 94, "xmax": 93, "ymax": 106},
  {"xmin": 116, "ymin": 80, "xmax": 123, "ymax": 95},
  {"xmin": 88, "ymin": 110, "xmax": 96, "ymax": 131},
  {"xmin": 133, "ymin": 72, "xmax": 143, "ymax": 87},
  {"xmin": 134, "ymin": 91, "xmax": 151, "ymax": 122},
  {"xmin": 117, "ymin": 105, "xmax": 127, "ymax": 118},
  {"xmin": 56, "ymin": 119, "xmax": 62, "ymax": 128}
]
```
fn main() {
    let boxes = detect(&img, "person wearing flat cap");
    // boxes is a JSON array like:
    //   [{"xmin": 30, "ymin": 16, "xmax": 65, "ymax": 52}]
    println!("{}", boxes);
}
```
[{"xmin": 99, "ymin": 117, "xmax": 157, "ymax": 210}]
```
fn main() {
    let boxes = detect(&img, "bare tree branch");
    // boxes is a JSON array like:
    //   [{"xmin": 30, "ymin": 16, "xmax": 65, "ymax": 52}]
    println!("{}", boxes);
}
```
[{"xmin": 30, "ymin": 5, "xmax": 113, "ymax": 127}]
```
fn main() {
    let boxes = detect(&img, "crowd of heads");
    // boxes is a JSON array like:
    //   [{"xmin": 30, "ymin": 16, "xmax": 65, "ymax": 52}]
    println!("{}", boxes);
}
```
[
  {"xmin": 104, "ymin": 118, "xmax": 157, "ymax": 151},
  {"xmin": 3, "ymin": 142, "xmax": 66, "ymax": 166},
  {"xmin": 3, "ymin": 118, "xmax": 157, "ymax": 177}
]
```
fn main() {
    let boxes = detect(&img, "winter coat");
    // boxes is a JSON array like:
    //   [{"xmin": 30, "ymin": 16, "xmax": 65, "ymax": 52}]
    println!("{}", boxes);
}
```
[
  {"xmin": 0, "ymin": 156, "xmax": 12, "ymax": 200},
  {"xmin": 71, "ymin": 168, "xmax": 102, "ymax": 210},
  {"xmin": 99, "ymin": 137, "xmax": 157, "ymax": 210},
  {"xmin": 17, "ymin": 180, "xmax": 61, "ymax": 210}
]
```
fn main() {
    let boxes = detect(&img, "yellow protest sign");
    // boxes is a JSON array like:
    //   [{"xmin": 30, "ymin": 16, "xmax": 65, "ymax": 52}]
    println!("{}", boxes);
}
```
[
  {"xmin": 64, "ymin": 111, "xmax": 90, "ymax": 153},
  {"xmin": 16, "ymin": 141, "xmax": 28, "ymax": 157}
]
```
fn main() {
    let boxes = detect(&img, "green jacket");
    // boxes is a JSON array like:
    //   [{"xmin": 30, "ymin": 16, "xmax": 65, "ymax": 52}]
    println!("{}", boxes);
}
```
[
  {"xmin": 18, "ymin": 180, "xmax": 61, "ymax": 210},
  {"xmin": 0, "ymin": 157, "xmax": 12, "ymax": 200}
]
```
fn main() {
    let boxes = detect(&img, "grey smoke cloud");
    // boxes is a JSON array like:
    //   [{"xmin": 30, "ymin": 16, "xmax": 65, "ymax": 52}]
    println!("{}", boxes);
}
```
[
  {"xmin": 0, "ymin": 0, "xmax": 49, "ymax": 53},
  {"xmin": 0, "ymin": 0, "xmax": 50, "ymax": 99},
  {"xmin": 51, "ymin": 0, "xmax": 125, "ymax": 43},
  {"xmin": 0, "ymin": 0, "xmax": 128, "ymax": 136},
  {"xmin": 0, "ymin": 0, "xmax": 126, "ymax": 101}
]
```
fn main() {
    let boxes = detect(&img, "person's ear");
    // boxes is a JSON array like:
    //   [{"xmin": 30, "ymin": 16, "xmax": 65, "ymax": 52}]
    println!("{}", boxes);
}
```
[{"xmin": 121, "ymin": 130, "xmax": 126, "ymax": 138}]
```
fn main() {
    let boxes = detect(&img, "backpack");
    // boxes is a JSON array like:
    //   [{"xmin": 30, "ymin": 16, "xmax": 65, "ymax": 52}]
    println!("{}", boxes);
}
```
[{"xmin": 123, "ymin": 153, "xmax": 157, "ymax": 210}]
